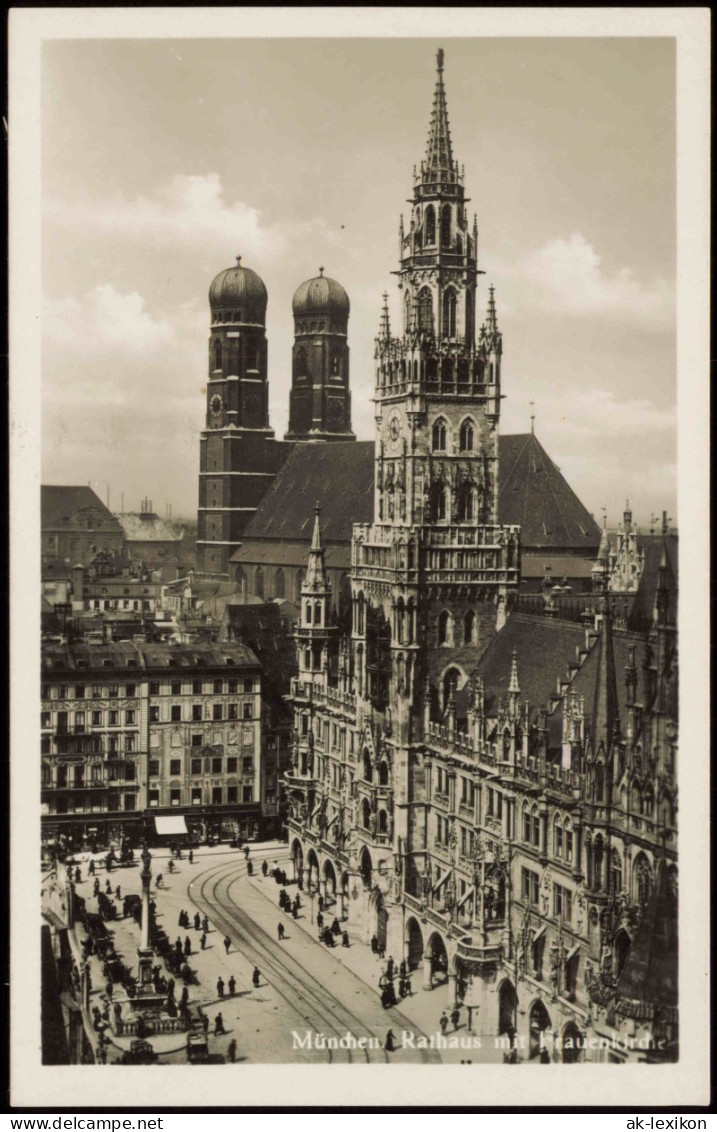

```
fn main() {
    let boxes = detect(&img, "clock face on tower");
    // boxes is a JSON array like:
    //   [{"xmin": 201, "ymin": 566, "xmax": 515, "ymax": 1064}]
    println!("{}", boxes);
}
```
[
  {"xmin": 387, "ymin": 410, "xmax": 402, "ymax": 451},
  {"xmin": 209, "ymin": 393, "xmax": 223, "ymax": 421}
]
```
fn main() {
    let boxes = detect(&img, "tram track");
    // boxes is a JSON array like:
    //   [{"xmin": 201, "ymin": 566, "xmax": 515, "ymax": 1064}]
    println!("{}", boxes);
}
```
[{"xmin": 187, "ymin": 854, "xmax": 439, "ymax": 1064}]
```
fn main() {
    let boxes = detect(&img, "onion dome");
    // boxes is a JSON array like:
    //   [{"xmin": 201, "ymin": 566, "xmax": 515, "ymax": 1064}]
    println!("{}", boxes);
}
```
[
  {"xmin": 209, "ymin": 256, "xmax": 268, "ymax": 324},
  {"xmin": 292, "ymin": 267, "xmax": 350, "ymax": 319}
]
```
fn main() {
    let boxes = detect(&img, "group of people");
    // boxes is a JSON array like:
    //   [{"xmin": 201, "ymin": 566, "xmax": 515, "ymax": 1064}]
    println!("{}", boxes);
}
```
[
  {"xmin": 215, "ymin": 975, "xmax": 238, "ymax": 998},
  {"xmin": 370, "ymin": 934, "xmax": 386, "ymax": 959},
  {"xmin": 278, "ymin": 888, "xmax": 301, "ymax": 919},
  {"xmin": 379, "ymin": 957, "xmax": 413, "ymax": 1006}
]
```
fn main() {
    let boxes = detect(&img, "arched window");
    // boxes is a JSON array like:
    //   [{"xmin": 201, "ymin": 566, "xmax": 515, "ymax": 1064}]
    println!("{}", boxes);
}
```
[
  {"xmin": 417, "ymin": 287, "xmax": 434, "ymax": 334},
  {"xmin": 214, "ymin": 340, "xmax": 222, "ymax": 371},
  {"xmin": 464, "ymin": 609, "xmax": 475, "ymax": 645},
  {"xmin": 644, "ymin": 784, "xmax": 654, "ymax": 818},
  {"xmin": 275, "ymin": 568, "xmax": 285, "ymax": 599},
  {"xmin": 407, "ymin": 541, "xmax": 415, "ymax": 570},
  {"xmin": 610, "ymin": 849, "xmax": 623, "ymax": 894},
  {"xmin": 304, "ymin": 601, "xmax": 312, "ymax": 624},
  {"xmin": 361, "ymin": 798, "xmax": 371, "ymax": 830},
  {"xmin": 255, "ymin": 566, "xmax": 264, "ymax": 599},
  {"xmin": 458, "ymin": 484, "xmax": 476, "ymax": 522},
  {"xmin": 378, "ymin": 810, "xmax": 388, "ymax": 834},
  {"xmin": 378, "ymin": 761, "xmax": 389, "ymax": 786},
  {"xmin": 356, "ymin": 592, "xmax": 365, "ymax": 634},
  {"xmin": 523, "ymin": 802, "xmax": 532, "ymax": 844},
  {"xmin": 425, "ymin": 205, "xmax": 436, "ymax": 246},
  {"xmin": 438, "ymin": 610, "xmax": 452, "ymax": 646},
  {"xmin": 553, "ymin": 815, "xmax": 563, "ymax": 858},
  {"xmin": 442, "ymin": 289, "xmax": 457, "ymax": 337},
  {"xmin": 443, "ymin": 666, "xmax": 461, "ymax": 709},
  {"xmin": 440, "ymin": 203, "xmax": 451, "ymax": 248},
  {"xmin": 432, "ymin": 418, "xmax": 447, "ymax": 451},
  {"xmin": 633, "ymin": 854, "xmax": 652, "ymax": 906},
  {"xmin": 564, "ymin": 818, "xmax": 573, "ymax": 863},
  {"xmin": 313, "ymin": 601, "xmax": 322, "ymax": 626},
  {"xmin": 294, "ymin": 346, "xmax": 307, "ymax": 378},
  {"xmin": 434, "ymin": 484, "xmax": 448, "ymax": 521},
  {"xmin": 459, "ymin": 419, "xmax": 475, "ymax": 452},
  {"xmin": 235, "ymin": 564, "xmax": 246, "ymax": 592},
  {"xmin": 304, "ymin": 647, "xmax": 312, "ymax": 670},
  {"xmin": 362, "ymin": 749, "xmax": 372, "ymax": 783}
]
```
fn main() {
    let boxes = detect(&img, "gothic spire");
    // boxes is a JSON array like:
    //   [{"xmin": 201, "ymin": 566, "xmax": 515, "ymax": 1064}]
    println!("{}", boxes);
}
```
[
  {"xmin": 305, "ymin": 502, "xmax": 328, "ymax": 590},
  {"xmin": 423, "ymin": 48, "xmax": 457, "ymax": 181},
  {"xmin": 379, "ymin": 292, "xmax": 391, "ymax": 340},
  {"xmin": 592, "ymin": 598, "xmax": 620, "ymax": 749},
  {"xmin": 486, "ymin": 285, "xmax": 498, "ymax": 332}
]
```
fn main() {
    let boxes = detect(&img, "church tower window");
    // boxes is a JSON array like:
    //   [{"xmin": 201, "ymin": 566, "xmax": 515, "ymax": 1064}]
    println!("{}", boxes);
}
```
[
  {"xmin": 425, "ymin": 205, "xmax": 436, "ymax": 246},
  {"xmin": 464, "ymin": 609, "xmax": 475, "ymax": 644},
  {"xmin": 275, "ymin": 567, "xmax": 285, "ymax": 599},
  {"xmin": 442, "ymin": 288, "xmax": 457, "ymax": 337},
  {"xmin": 440, "ymin": 203, "xmax": 451, "ymax": 248},
  {"xmin": 254, "ymin": 566, "xmax": 264, "ymax": 599},
  {"xmin": 438, "ymin": 610, "xmax": 452, "ymax": 646},
  {"xmin": 214, "ymin": 340, "xmax": 222, "ymax": 371},
  {"xmin": 417, "ymin": 288, "xmax": 434, "ymax": 334},
  {"xmin": 459, "ymin": 419, "xmax": 475, "ymax": 451},
  {"xmin": 432, "ymin": 418, "xmax": 447, "ymax": 451}
]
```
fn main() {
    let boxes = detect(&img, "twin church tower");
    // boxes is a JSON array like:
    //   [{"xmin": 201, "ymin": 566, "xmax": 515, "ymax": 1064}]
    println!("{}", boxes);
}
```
[{"xmin": 197, "ymin": 48, "xmax": 505, "ymax": 581}]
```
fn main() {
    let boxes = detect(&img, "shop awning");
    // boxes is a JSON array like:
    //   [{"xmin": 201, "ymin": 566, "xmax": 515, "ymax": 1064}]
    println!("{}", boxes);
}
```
[{"xmin": 154, "ymin": 815, "xmax": 188, "ymax": 836}]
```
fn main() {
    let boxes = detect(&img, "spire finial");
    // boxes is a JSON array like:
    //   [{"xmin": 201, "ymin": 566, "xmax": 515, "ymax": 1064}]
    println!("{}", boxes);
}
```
[
  {"xmin": 529, "ymin": 401, "xmax": 535, "ymax": 434},
  {"xmin": 437, "ymin": 47, "xmax": 444, "ymax": 73},
  {"xmin": 236, "ymin": 255, "xmax": 242, "ymax": 266},
  {"xmin": 318, "ymin": 266, "xmax": 324, "ymax": 276}
]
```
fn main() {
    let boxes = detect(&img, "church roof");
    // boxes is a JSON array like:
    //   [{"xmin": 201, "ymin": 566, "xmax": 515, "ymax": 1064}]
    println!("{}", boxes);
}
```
[
  {"xmin": 498, "ymin": 433, "xmax": 601, "ymax": 552},
  {"xmin": 232, "ymin": 433, "xmax": 600, "ymax": 563},
  {"xmin": 293, "ymin": 271, "xmax": 350, "ymax": 319},
  {"xmin": 628, "ymin": 534, "xmax": 678, "ymax": 631},
  {"xmin": 208, "ymin": 259, "xmax": 268, "ymax": 323},
  {"xmin": 42, "ymin": 485, "xmax": 122, "ymax": 531}
]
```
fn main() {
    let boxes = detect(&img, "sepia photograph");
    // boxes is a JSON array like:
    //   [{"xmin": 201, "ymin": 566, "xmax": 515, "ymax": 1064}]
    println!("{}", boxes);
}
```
[{"xmin": 10, "ymin": 6, "xmax": 710, "ymax": 1113}]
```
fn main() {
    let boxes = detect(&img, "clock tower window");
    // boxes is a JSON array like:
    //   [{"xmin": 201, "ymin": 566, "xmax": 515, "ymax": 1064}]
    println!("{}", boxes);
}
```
[
  {"xmin": 442, "ymin": 288, "xmax": 457, "ymax": 338},
  {"xmin": 431, "ymin": 418, "xmax": 447, "ymax": 452},
  {"xmin": 425, "ymin": 205, "xmax": 436, "ymax": 246},
  {"xmin": 214, "ymin": 341, "xmax": 222, "ymax": 371},
  {"xmin": 417, "ymin": 288, "xmax": 434, "ymax": 334}
]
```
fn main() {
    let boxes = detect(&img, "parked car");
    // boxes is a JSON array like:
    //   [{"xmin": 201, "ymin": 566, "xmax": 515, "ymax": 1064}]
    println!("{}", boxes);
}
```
[{"xmin": 121, "ymin": 1039, "xmax": 158, "ymax": 1065}]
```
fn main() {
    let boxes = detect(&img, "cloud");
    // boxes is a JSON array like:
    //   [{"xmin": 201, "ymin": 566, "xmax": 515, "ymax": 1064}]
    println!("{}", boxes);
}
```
[
  {"xmin": 44, "ymin": 284, "xmax": 174, "ymax": 359},
  {"xmin": 45, "ymin": 173, "xmax": 335, "ymax": 264},
  {"xmin": 500, "ymin": 232, "xmax": 674, "ymax": 327}
]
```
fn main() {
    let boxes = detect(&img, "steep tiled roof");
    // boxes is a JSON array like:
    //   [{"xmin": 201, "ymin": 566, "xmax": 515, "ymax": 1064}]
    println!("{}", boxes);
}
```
[
  {"xmin": 42, "ymin": 485, "xmax": 122, "ymax": 530},
  {"xmin": 498, "ymin": 433, "xmax": 601, "ymax": 551},
  {"xmin": 628, "ymin": 535, "xmax": 678, "ymax": 631},
  {"xmin": 475, "ymin": 612, "xmax": 588, "ymax": 723},
  {"xmin": 41, "ymin": 641, "xmax": 259, "ymax": 673},
  {"xmin": 232, "ymin": 434, "xmax": 599, "ymax": 564}
]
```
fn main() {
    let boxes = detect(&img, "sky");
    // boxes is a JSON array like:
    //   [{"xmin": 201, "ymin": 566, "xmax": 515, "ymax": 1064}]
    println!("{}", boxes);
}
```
[{"xmin": 41, "ymin": 36, "xmax": 677, "ymax": 526}]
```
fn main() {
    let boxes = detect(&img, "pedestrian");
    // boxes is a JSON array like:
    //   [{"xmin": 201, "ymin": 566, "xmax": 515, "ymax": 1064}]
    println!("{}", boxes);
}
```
[
  {"xmin": 214, "ymin": 1012, "xmax": 225, "ymax": 1035},
  {"xmin": 378, "ymin": 941, "xmax": 385, "ymax": 960},
  {"xmin": 277, "ymin": 922, "xmax": 285, "ymax": 941},
  {"xmin": 93, "ymin": 879, "xmax": 100, "ymax": 896},
  {"xmin": 175, "ymin": 937, "xmax": 183, "ymax": 956},
  {"xmin": 247, "ymin": 860, "xmax": 253, "ymax": 876},
  {"xmin": 114, "ymin": 1001, "xmax": 122, "ymax": 1019},
  {"xmin": 540, "ymin": 1047, "xmax": 550, "ymax": 1064},
  {"xmin": 398, "ymin": 978, "xmax": 405, "ymax": 998},
  {"xmin": 201, "ymin": 1013, "xmax": 209, "ymax": 1035},
  {"xmin": 439, "ymin": 1012, "xmax": 448, "ymax": 1035},
  {"xmin": 180, "ymin": 986, "xmax": 189, "ymax": 1005},
  {"xmin": 317, "ymin": 912, "xmax": 323, "ymax": 930},
  {"xmin": 223, "ymin": 936, "xmax": 231, "ymax": 955},
  {"xmin": 115, "ymin": 885, "xmax": 121, "ymax": 900},
  {"xmin": 167, "ymin": 977, "xmax": 175, "ymax": 997},
  {"xmin": 178, "ymin": 910, "xmax": 185, "ymax": 927},
  {"xmin": 202, "ymin": 916, "xmax": 209, "ymax": 934},
  {"xmin": 217, "ymin": 977, "xmax": 225, "ymax": 998},
  {"xmin": 342, "ymin": 931, "xmax": 350, "ymax": 948},
  {"xmin": 399, "ymin": 959, "xmax": 407, "ymax": 979},
  {"xmin": 386, "ymin": 956, "xmax": 394, "ymax": 980},
  {"xmin": 331, "ymin": 918, "xmax": 340, "ymax": 935},
  {"xmin": 184, "ymin": 936, "xmax": 192, "ymax": 957},
  {"xmin": 227, "ymin": 1038, "xmax": 237, "ymax": 1063},
  {"xmin": 261, "ymin": 860, "xmax": 268, "ymax": 877},
  {"xmin": 292, "ymin": 904, "xmax": 298, "ymax": 920},
  {"xmin": 188, "ymin": 850, "xmax": 193, "ymax": 864},
  {"xmin": 194, "ymin": 912, "xmax": 201, "ymax": 931},
  {"xmin": 371, "ymin": 935, "xmax": 378, "ymax": 955},
  {"xmin": 451, "ymin": 1007, "xmax": 460, "ymax": 1032},
  {"xmin": 156, "ymin": 873, "xmax": 163, "ymax": 888},
  {"xmin": 244, "ymin": 846, "xmax": 250, "ymax": 859},
  {"xmin": 88, "ymin": 859, "xmax": 95, "ymax": 876},
  {"xmin": 228, "ymin": 975, "xmax": 236, "ymax": 996},
  {"xmin": 385, "ymin": 1029, "xmax": 396, "ymax": 1052},
  {"xmin": 105, "ymin": 981, "xmax": 113, "ymax": 1000},
  {"xmin": 200, "ymin": 932, "xmax": 207, "ymax": 950},
  {"xmin": 74, "ymin": 867, "xmax": 81, "ymax": 885},
  {"xmin": 252, "ymin": 967, "xmax": 260, "ymax": 989},
  {"xmin": 318, "ymin": 895, "xmax": 324, "ymax": 913}
]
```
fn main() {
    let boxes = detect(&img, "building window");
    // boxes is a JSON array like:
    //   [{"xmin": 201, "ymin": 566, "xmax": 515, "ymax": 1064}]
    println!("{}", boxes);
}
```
[
  {"xmin": 125, "ymin": 735, "xmax": 135, "ymax": 753},
  {"xmin": 275, "ymin": 568, "xmax": 285, "ymax": 599},
  {"xmin": 242, "ymin": 785, "xmax": 253, "ymax": 803},
  {"xmin": 442, "ymin": 288, "xmax": 457, "ymax": 337},
  {"xmin": 213, "ymin": 679, "xmax": 223, "ymax": 694},
  {"xmin": 109, "ymin": 710, "xmax": 118, "ymax": 726},
  {"xmin": 554, "ymin": 817, "xmax": 563, "ymax": 858},
  {"xmin": 41, "ymin": 711, "xmax": 51, "ymax": 728},
  {"xmin": 522, "ymin": 868, "xmax": 539, "ymax": 906},
  {"xmin": 212, "ymin": 758, "xmax": 222, "ymax": 774},
  {"xmin": 74, "ymin": 685, "xmax": 85, "ymax": 699},
  {"xmin": 125, "ymin": 709, "xmax": 135, "ymax": 725},
  {"xmin": 226, "ymin": 757, "xmax": 237, "ymax": 773},
  {"xmin": 57, "ymin": 685, "xmax": 67, "ymax": 699},
  {"xmin": 149, "ymin": 760, "xmax": 160, "ymax": 777},
  {"xmin": 191, "ymin": 734, "xmax": 202, "ymax": 748},
  {"xmin": 126, "ymin": 683, "xmax": 136, "ymax": 697},
  {"xmin": 227, "ymin": 786, "xmax": 238, "ymax": 804},
  {"xmin": 459, "ymin": 419, "xmax": 475, "ymax": 452},
  {"xmin": 192, "ymin": 787, "xmax": 202, "ymax": 805},
  {"xmin": 149, "ymin": 789, "xmax": 159, "ymax": 807},
  {"xmin": 170, "ymin": 789, "xmax": 181, "ymax": 807},
  {"xmin": 149, "ymin": 681, "xmax": 160, "ymax": 695},
  {"xmin": 553, "ymin": 884, "xmax": 573, "ymax": 922},
  {"xmin": 213, "ymin": 703, "xmax": 223, "ymax": 721},
  {"xmin": 171, "ymin": 680, "xmax": 181, "ymax": 695},
  {"xmin": 192, "ymin": 704, "xmax": 202, "ymax": 721},
  {"xmin": 92, "ymin": 685, "xmax": 102, "ymax": 699},
  {"xmin": 437, "ymin": 610, "xmax": 452, "ymax": 646},
  {"xmin": 242, "ymin": 757, "xmax": 253, "ymax": 775},
  {"xmin": 212, "ymin": 787, "xmax": 223, "ymax": 805},
  {"xmin": 149, "ymin": 706, "xmax": 159, "ymax": 723},
  {"xmin": 431, "ymin": 418, "xmax": 447, "ymax": 452},
  {"xmin": 565, "ymin": 820, "xmax": 574, "ymax": 864},
  {"xmin": 193, "ymin": 679, "xmax": 203, "ymax": 695},
  {"xmin": 170, "ymin": 759, "xmax": 181, "ymax": 776},
  {"xmin": 228, "ymin": 703, "xmax": 238, "ymax": 720},
  {"xmin": 91, "ymin": 710, "xmax": 101, "ymax": 726},
  {"xmin": 244, "ymin": 678, "xmax": 253, "ymax": 694},
  {"xmin": 41, "ymin": 737, "xmax": 50, "ymax": 754},
  {"xmin": 243, "ymin": 703, "xmax": 253, "ymax": 720},
  {"xmin": 171, "ymin": 705, "xmax": 182, "ymax": 722},
  {"xmin": 191, "ymin": 759, "xmax": 202, "ymax": 776},
  {"xmin": 255, "ymin": 567, "xmax": 264, "ymax": 599}
]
